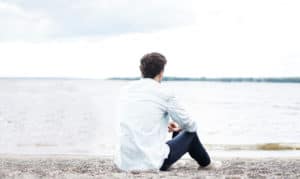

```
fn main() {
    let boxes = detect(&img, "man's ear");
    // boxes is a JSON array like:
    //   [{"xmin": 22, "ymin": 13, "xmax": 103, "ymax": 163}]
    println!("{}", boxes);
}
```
[
  {"xmin": 161, "ymin": 70, "xmax": 164, "ymax": 77},
  {"xmin": 140, "ymin": 65, "xmax": 144, "ymax": 77},
  {"xmin": 159, "ymin": 71, "xmax": 164, "ymax": 80}
]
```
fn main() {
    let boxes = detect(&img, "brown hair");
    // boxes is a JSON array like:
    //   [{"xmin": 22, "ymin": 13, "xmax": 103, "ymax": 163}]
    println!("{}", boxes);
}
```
[{"xmin": 139, "ymin": 52, "xmax": 167, "ymax": 78}]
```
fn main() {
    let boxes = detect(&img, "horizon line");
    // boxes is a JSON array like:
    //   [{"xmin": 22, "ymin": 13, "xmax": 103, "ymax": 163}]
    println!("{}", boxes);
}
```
[
  {"xmin": 108, "ymin": 76, "xmax": 300, "ymax": 83},
  {"xmin": 1, "ymin": 76, "xmax": 300, "ymax": 83}
]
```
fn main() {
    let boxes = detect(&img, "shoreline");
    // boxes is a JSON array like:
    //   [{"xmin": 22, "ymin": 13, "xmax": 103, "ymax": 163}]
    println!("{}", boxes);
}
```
[
  {"xmin": 0, "ymin": 151, "xmax": 300, "ymax": 160},
  {"xmin": 0, "ymin": 154, "xmax": 299, "ymax": 178}
]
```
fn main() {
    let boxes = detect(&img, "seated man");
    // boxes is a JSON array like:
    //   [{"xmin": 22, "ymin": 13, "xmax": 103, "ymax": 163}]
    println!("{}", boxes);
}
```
[{"xmin": 114, "ymin": 52, "xmax": 219, "ymax": 171}]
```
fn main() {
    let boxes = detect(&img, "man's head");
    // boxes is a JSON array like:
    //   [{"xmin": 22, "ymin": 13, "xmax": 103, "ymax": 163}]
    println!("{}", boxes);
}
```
[{"xmin": 140, "ymin": 52, "xmax": 167, "ymax": 82}]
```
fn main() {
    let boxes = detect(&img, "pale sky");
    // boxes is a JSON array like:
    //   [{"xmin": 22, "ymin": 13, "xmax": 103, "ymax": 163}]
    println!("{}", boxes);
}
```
[{"xmin": 0, "ymin": 0, "xmax": 300, "ymax": 78}]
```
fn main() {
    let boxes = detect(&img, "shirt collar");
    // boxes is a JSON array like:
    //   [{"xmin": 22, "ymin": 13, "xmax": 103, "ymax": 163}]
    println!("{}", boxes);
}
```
[{"xmin": 140, "ymin": 77, "xmax": 160, "ymax": 84}]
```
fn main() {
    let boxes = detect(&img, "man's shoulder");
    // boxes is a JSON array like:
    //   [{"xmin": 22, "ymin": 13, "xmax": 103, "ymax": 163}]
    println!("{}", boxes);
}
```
[
  {"xmin": 120, "ymin": 80, "xmax": 141, "ymax": 91},
  {"xmin": 157, "ymin": 84, "xmax": 176, "ymax": 100}
]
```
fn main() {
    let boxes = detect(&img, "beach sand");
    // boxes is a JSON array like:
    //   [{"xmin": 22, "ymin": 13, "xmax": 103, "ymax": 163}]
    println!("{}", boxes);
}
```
[{"xmin": 0, "ymin": 154, "xmax": 299, "ymax": 179}]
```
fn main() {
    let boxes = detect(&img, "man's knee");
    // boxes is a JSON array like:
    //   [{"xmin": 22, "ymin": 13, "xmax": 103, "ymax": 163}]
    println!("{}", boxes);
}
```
[
  {"xmin": 183, "ymin": 131, "xmax": 197, "ymax": 135},
  {"xmin": 184, "ymin": 131, "xmax": 197, "ymax": 139}
]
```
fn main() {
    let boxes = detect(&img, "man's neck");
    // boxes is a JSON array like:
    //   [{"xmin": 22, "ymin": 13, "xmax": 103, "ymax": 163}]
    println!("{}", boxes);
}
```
[
  {"xmin": 142, "ymin": 77, "xmax": 161, "ymax": 83},
  {"xmin": 153, "ymin": 76, "xmax": 161, "ymax": 83}
]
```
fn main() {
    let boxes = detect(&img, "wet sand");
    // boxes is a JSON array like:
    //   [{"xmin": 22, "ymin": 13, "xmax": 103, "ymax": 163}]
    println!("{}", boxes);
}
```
[{"xmin": 0, "ymin": 154, "xmax": 299, "ymax": 179}]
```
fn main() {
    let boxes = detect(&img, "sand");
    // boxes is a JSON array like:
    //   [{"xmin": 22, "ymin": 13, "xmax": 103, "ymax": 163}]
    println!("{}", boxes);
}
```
[{"xmin": 0, "ymin": 154, "xmax": 299, "ymax": 179}]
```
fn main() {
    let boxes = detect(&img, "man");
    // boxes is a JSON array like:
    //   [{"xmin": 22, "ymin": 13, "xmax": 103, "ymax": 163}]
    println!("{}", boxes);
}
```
[{"xmin": 114, "ymin": 52, "xmax": 219, "ymax": 171}]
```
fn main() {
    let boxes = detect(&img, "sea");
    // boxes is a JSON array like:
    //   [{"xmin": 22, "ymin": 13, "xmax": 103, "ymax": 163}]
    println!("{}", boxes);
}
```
[{"xmin": 0, "ymin": 78, "xmax": 299, "ymax": 157}]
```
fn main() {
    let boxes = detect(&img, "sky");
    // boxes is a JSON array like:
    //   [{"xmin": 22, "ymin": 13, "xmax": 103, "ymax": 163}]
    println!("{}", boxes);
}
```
[{"xmin": 0, "ymin": 0, "xmax": 300, "ymax": 78}]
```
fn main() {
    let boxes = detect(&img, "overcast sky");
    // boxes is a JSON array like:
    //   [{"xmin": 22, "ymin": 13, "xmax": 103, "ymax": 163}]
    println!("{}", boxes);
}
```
[{"xmin": 0, "ymin": 0, "xmax": 300, "ymax": 78}]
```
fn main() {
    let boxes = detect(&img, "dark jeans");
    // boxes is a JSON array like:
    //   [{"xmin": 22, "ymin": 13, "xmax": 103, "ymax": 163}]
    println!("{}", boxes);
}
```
[{"xmin": 160, "ymin": 131, "xmax": 211, "ymax": 171}]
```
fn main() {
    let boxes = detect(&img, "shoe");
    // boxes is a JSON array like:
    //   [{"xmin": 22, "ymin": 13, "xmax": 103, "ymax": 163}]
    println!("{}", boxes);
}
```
[{"xmin": 198, "ymin": 160, "xmax": 222, "ymax": 170}]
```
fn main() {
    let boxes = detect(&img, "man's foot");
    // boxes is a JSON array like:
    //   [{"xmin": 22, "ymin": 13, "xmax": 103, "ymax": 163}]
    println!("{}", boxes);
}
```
[{"xmin": 198, "ymin": 161, "xmax": 222, "ymax": 170}]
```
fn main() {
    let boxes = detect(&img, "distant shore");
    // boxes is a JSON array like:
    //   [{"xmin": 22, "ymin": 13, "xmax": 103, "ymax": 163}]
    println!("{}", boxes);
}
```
[
  {"xmin": 108, "ymin": 76, "xmax": 300, "ymax": 83},
  {"xmin": 1, "ymin": 76, "xmax": 300, "ymax": 83},
  {"xmin": 0, "ymin": 154, "xmax": 299, "ymax": 178}
]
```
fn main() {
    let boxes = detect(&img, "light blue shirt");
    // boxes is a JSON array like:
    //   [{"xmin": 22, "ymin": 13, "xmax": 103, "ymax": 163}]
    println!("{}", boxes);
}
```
[{"xmin": 114, "ymin": 78, "xmax": 197, "ymax": 171}]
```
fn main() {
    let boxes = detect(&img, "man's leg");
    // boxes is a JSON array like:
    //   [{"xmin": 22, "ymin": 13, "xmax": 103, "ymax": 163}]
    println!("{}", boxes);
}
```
[
  {"xmin": 160, "ymin": 131, "xmax": 194, "ymax": 171},
  {"xmin": 160, "ymin": 131, "xmax": 211, "ymax": 171},
  {"xmin": 188, "ymin": 132, "xmax": 211, "ymax": 167}
]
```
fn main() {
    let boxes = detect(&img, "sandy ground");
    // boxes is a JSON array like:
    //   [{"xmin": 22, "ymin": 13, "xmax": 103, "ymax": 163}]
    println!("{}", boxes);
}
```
[{"xmin": 0, "ymin": 154, "xmax": 299, "ymax": 179}]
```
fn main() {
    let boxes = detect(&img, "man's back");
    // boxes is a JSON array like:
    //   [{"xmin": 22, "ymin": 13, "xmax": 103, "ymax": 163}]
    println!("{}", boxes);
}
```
[
  {"xmin": 114, "ymin": 78, "xmax": 171, "ymax": 171},
  {"xmin": 114, "ymin": 52, "xmax": 208, "ymax": 172}
]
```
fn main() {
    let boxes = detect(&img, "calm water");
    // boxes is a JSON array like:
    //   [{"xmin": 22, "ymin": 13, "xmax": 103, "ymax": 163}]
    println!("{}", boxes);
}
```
[{"xmin": 0, "ymin": 79, "xmax": 299, "ymax": 156}]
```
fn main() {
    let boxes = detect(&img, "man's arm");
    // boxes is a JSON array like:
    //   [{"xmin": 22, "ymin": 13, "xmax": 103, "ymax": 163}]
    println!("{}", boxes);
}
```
[{"xmin": 166, "ymin": 94, "xmax": 197, "ymax": 132}]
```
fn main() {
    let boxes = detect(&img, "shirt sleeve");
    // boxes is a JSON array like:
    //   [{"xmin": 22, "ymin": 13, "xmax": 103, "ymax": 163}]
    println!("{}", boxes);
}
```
[{"xmin": 166, "ymin": 94, "xmax": 197, "ymax": 132}]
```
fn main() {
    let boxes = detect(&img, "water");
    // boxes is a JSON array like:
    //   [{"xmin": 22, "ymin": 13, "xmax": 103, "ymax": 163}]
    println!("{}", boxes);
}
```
[{"xmin": 0, "ymin": 79, "xmax": 299, "ymax": 156}]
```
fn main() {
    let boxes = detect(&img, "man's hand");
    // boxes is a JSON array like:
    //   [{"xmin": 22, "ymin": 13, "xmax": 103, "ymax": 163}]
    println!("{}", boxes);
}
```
[{"xmin": 168, "ymin": 121, "xmax": 181, "ymax": 133}]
